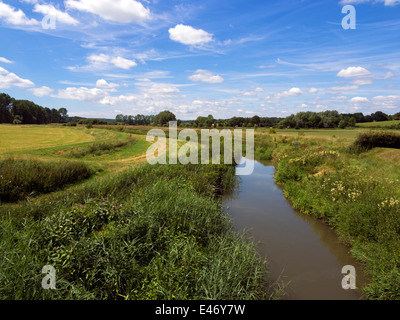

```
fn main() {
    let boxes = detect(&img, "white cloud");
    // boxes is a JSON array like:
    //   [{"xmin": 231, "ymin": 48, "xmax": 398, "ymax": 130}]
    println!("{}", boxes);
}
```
[
  {"xmin": 329, "ymin": 85, "xmax": 359, "ymax": 91},
  {"xmin": 0, "ymin": 1, "xmax": 39, "ymax": 25},
  {"xmin": 0, "ymin": 57, "xmax": 13, "ymax": 64},
  {"xmin": 33, "ymin": 4, "xmax": 79, "ymax": 26},
  {"xmin": 0, "ymin": 67, "xmax": 34, "ymax": 89},
  {"xmin": 384, "ymin": 71, "xmax": 395, "ymax": 79},
  {"xmin": 353, "ymin": 79, "xmax": 372, "ymax": 85},
  {"xmin": 349, "ymin": 97, "xmax": 369, "ymax": 103},
  {"xmin": 340, "ymin": 0, "xmax": 400, "ymax": 6},
  {"xmin": 53, "ymin": 86, "xmax": 109, "ymax": 102},
  {"xmin": 29, "ymin": 86, "xmax": 54, "ymax": 97},
  {"xmin": 308, "ymin": 88, "xmax": 318, "ymax": 94},
  {"xmin": 169, "ymin": 24, "xmax": 213, "ymax": 46},
  {"xmin": 138, "ymin": 82, "xmax": 180, "ymax": 96},
  {"xmin": 371, "ymin": 95, "xmax": 400, "ymax": 109},
  {"xmin": 337, "ymin": 66, "xmax": 371, "ymax": 78},
  {"xmin": 65, "ymin": 0, "xmax": 151, "ymax": 23},
  {"xmin": 189, "ymin": 70, "xmax": 224, "ymax": 84},
  {"xmin": 298, "ymin": 103, "xmax": 308, "ymax": 108},
  {"xmin": 274, "ymin": 87, "xmax": 302, "ymax": 99},
  {"xmin": 96, "ymin": 79, "xmax": 119, "ymax": 89},
  {"xmin": 85, "ymin": 54, "xmax": 137, "ymax": 70}
]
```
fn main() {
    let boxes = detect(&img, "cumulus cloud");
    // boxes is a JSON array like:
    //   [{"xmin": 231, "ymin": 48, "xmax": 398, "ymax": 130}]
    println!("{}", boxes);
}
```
[
  {"xmin": 65, "ymin": 0, "xmax": 151, "ymax": 23},
  {"xmin": 96, "ymin": 79, "xmax": 119, "ymax": 89},
  {"xmin": 0, "ymin": 67, "xmax": 34, "ymax": 89},
  {"xmin": 274, "ymin": 87, "xmax": 302, "ymax": 99},
  {"xmin": 29, "ymin": 86, "xmax": 54, "ymax": 97},
  {"xmin": 337, "ymin": 66, "xmax": 371, "ymax": 78},
  {"xmin": 349, "ymin": 96, "xmax": 369, "ymax": 103},
  {"xmin": 0, "ymin": 1, "xmax": 39, "ymax": 25},
  {"xmin": 308, "ymin": 88, "xmax": 318, "ymax": 94},
  {"xmin": 33, "ymin": 4, "xmax": 79, "ymax": 25},
  {"xmin": 188, "ymin": 70, "xmax": 224, "ymax": 84},
  {"xmin": 169, "ymin": 24, "xmax": 213, "ymax": 46},
  {"xmin": 70, "ymin": 53, "xmax": 138, "ymax": 71}
]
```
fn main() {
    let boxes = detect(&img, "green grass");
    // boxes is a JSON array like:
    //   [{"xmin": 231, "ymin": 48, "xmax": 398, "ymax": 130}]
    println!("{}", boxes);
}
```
[
  {"xmin": 257, "ymin": 133, "xmax": 400, "ymax": 299},
  {"xmin": 0, "ymin": 158, "xmax": 93, "ymax": 203},
  {"xmin": 0, "ymin": 163, "xmax": 282, "ymax": 300},
  {"xmin": 357, "ymin": 120, "xmax": 400, "ymax": 128}
]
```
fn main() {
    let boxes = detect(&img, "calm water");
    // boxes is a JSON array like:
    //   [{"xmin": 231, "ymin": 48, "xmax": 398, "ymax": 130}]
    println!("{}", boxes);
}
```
[{"xmin": 223, "ymin": 158, "xmax": 367, "ymax": 300}]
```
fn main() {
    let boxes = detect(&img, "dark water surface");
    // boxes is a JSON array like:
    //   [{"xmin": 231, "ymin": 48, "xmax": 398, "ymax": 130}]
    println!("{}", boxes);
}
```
[{"xmin": 223, "ymin": 158, "xmax": 367, "ymax": 300}]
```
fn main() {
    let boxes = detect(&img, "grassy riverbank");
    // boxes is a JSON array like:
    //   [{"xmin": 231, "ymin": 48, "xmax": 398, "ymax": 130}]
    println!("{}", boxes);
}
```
[
  {"xmin": 254, "ymin": 130, "xmax": 400, "ymax": 299},
  {"xmin": 0, "ymin": 125, "xmax": 281, "ymax": 300}
]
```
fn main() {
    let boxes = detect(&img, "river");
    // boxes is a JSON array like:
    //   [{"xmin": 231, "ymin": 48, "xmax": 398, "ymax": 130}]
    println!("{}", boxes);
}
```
[{"xmin": 223, "ymin": 158, "xmax": 367, "ymax": 300}]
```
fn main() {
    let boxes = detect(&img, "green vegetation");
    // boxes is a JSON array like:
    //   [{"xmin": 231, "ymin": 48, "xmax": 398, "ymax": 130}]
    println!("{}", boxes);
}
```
[
  {"xmin": 350, "ymin": 131, "xmax": 400, "ymax": 152},
  {"xmin": 0, "ymin": 163, "xmax": 281, "ymax": 300},
  {"xmin": 252, "ymin": 131, "xmax": 400, "ymax": 299},
  {"xmin": 0, "ymin": 158, "xmax": 93, "ymax": 202},
  {"xmin": 0, "ymin": 124, "xmax": 282, "ymax": 300},
  {"xmin": 357, "ymin": 120, "xmax": 400, "ymax": 129},
  {"xmin": 65, "ymin": 138, "xmax": 137, "ymax": 159}
]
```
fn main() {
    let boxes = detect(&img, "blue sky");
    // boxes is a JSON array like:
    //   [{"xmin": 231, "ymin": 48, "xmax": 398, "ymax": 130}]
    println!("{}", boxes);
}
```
[{"xmin": 0, "ymin": 0, "xmax": 399, "ymax": 120}]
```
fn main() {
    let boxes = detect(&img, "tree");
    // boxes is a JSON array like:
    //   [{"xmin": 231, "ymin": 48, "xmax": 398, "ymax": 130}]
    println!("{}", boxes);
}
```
[
  {"xmin": 250, "ymin": 115, "xmax": 261, "ymax": 125},
  {"xmin": 153, "ymin": 110, "xmax": 176, "ymax": 126},
  {"xmin": 59, "ymin": 108, "xmax": 68, "ymax": 123},
  {"xmin": 0, "ymin": 93, "xmax": 12, "ymax": 123},
  {"xmin": 370, "ymin": 111, "xmax": 388, "ymax": 122}
]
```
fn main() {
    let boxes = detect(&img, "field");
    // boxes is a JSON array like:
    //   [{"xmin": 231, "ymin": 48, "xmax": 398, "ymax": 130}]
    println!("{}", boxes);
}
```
[
  {"xmin": 356, "ymin": 120, "xmax": 400, "ymax": 128},
  {"xmin": 0, "ymin": 124, "xmax": 282, "ymax": 300},
  {"xmin": 1, "ymin": 124, "xmax": 400, "ymax": 300}
]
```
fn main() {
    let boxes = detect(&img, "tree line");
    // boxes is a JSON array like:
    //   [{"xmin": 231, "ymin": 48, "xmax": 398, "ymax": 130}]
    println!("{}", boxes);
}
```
[
  {"xmin": 277, "ymin": 110, "xmax": 400, "ymax": 129},
  {"xmin": 0, "ymin": 93, "xmax": 68, "ymax": 124}
]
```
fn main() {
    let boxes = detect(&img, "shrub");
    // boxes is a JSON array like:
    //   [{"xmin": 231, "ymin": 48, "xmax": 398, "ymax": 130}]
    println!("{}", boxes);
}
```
[
  {"xmin": 350, "ymin": 131, "xmax": 400, "ymax": 153},
  {"xmin": 0, "ymin": 158, "xmax": 93, "ymax": 202}
]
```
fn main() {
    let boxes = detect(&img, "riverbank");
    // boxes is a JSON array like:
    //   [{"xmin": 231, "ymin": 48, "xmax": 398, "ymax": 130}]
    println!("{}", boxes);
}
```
[
  {"xmin": 224, "ymin": 158, "xmax": 366, "ymax": 299},
  {"xmin": 254, "ymin": 132, "xmax": 400, "ymax": 299},
  {"xmin": 0, "ymin": 161, "xmax": 282, "ymax": 300}
]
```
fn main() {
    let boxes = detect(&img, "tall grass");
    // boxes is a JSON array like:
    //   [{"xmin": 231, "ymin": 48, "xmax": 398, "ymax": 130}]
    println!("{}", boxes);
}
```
[
  {"xmin": 0, "ymin": 158, "xmax": 93, "ymax": 203},
  {"xmin": 262, "ymin": 134, "xmax": 400, "ymax": 299},
  {"xmin": 66, "ymin": 138, "xmax": 136, "ymax": 158},
  {"xmin": 0, "ymin": 162, "xmax": 281, "ymax": 300}
]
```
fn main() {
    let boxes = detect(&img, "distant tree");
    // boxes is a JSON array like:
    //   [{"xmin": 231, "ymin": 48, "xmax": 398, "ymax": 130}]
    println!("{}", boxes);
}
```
[
  {"xmin": 0, "ymin": 93, "xmax": 12, "ymax": 123},
  {"xmin": 250, "ymin": 115, "xmax": 261, "ymax": 125},
  {"xmin": 338, "ymin": 119, "xmax": 347, "ymax": 129},
  {"xmin": 392, "ymin": 112, "xmax": 400, "ymax": 120},
  {"xmin": 370, "ymin": 111, "xmax": 389, "ymax": 122},
  {"xmin": 59, "ymin": 108, "xmax": 68, "ymax": 123},
  {"xmin": 153, "ymin": 110, "xmax": 176, "ymax": 126}
]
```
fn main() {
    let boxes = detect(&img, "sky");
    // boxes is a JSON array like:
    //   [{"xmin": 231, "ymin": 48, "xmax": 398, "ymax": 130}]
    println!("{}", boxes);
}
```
[{"xmin": 0, "ymin": 0, "xmax": 399, "ymax": 120}]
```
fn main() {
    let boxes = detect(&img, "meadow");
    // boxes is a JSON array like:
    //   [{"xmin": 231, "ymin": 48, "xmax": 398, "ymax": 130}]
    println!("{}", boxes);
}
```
[{"xmin": 2, "ymin": 123, "xmax": 400, "ymax": 300}]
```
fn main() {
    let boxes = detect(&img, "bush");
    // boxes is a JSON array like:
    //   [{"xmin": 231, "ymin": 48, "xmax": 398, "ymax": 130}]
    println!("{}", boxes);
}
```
[
  {"xmin": 0, "ymin": 158, "xmax": 93, "ymax": 202},
  {"xmin": 351, "ymin": 131, "xmax": 400, "ymax": 153}
]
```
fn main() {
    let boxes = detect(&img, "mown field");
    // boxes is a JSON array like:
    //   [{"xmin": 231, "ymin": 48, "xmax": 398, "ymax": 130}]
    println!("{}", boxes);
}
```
[{"xmin": 0, "ymin": 124, "xmax": 282, "ymax": 300}]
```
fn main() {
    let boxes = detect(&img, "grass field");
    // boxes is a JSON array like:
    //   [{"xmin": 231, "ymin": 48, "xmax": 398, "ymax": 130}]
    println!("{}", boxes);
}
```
[
  {"xmin": 0, "ymin": 124, "xmax": 282, "ymax": 300},
  {"xmin": 357, "ymin": 120, "xmax": 400, "ymax": 128}
]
